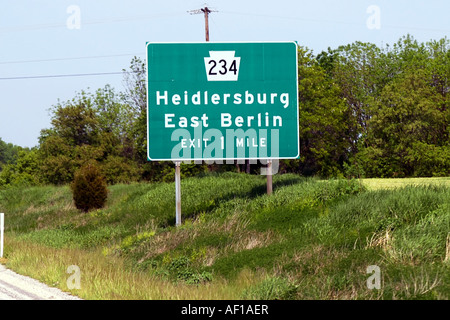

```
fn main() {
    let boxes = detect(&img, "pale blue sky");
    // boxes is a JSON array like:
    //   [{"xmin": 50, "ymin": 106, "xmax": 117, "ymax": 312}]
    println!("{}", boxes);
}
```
[{"xmin": 1, "ymin": 0, "xmax": 449, "ymax": 148}]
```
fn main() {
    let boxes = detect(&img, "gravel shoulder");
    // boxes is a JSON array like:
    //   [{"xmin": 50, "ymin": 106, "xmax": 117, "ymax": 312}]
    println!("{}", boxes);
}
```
[{"xmin": 0, "ymin": 264, "xmax": 82, "ymax": 300}]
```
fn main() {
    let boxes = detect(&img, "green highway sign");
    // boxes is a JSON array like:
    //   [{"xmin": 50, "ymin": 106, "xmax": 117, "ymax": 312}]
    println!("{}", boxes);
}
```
[{"xmin": 146, "ymin": 42, "xmax": 299, "ymax": 161}]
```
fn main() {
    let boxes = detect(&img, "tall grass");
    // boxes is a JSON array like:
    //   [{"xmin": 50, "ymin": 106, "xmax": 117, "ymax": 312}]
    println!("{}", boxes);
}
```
[
  {"xmin": 0, "ymin": 174, "xmax": 449, "ymax": 300},
  {"xmin": 4, "ymin": 236, "xmax": 264, "ymax": 300}
]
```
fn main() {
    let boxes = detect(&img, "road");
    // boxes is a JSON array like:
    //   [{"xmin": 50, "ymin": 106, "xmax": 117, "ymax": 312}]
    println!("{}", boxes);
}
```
[{"xmin": 0, "ymin": 264, "xmax": 81, "ymax": 300}]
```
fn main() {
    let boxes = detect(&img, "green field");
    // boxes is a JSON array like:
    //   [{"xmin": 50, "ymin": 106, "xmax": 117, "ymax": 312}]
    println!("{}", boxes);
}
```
[
  {"xmin": 362, "ymin": 177, "xmax": 450, "ymax": 190},
  {"xmin": 0, "ymin": 174, "xmax": 449, "ymax": 300}
]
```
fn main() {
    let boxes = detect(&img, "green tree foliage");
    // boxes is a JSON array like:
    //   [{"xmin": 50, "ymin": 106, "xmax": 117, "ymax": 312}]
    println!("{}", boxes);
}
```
[
  {"xmin": 356, "ymin": 36, "xmax": 450, "ymax": 177},
  {"xmin": 37, "ymin": 85, "xmax": 141, "ymax": 185},
  {"xmin": 312, "ymin": 35, "xmax": 449, "ymax": 178},
  {"xmin": 324, "ymin": 42, "xmax": 385, "ymax": 152},
  {"xmin": 294, "ymin": 47, "xmax": 350, "ymax": 177},
  {"xmin": 0, "ymin": 138, "xmax": 22, "ymax": 170},
  {"xmin": 71, "ymin": 161, "xmax": 108, "ymax": 212},
  {"xmin": 0, "ymin": 139, "xmax": 40, "ymax": 187}
]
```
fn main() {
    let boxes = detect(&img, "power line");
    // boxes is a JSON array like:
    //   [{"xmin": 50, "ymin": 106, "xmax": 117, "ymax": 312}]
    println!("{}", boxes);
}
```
[
  {"xmin": 0, "ymin": 71, "xmax": 139, "ymax": 81},
  {"xmin": 0, "ymin": 52, "xmax": 145, "ymax": 65},
  {"xmin": 220, "ymin": 10, "xmax": 450, "ymax": 33},
  {"xmin": 0, "ymin": 12, "xmax": 184, "ymax": 34}
]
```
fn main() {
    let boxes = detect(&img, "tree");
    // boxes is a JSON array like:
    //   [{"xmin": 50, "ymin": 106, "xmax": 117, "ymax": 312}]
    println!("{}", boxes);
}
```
[
  {"xmin": 50, "ymin": 95, "xmax": 99, "ymax": 147},
  {"xmin": 323, "ymin": 41, "xmax": 386, "ymax": 156},
  {"xmin": 0, "ymin": 148, "xmax": 41, "ymax": 187},
  {"xmin": 0, "ymin": 138, "xmax": 21, "ymax": 171},
  {"xmin": 122, "ymin": 57, "xmax": 148, "ymax": 162},
  {"xmin": 38, "ymin": 85, "xmax": 141, "ymax": 184},
  {"xmin": 357, "ymin": 36, "xmax": 450, "ymax": 177},
  {"xmin": 295, "ymin": 47, "xmax": 351, "ymax": 177},
  {"xmin": 361, "ymin": 68, "xmax": 449, "ymax": 177}
]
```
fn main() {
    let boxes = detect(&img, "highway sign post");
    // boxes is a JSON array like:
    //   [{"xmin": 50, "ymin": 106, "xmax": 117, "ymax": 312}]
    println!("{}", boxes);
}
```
[{"xmin": 146, "ymin": 42, "xmax": 299, "ymax": 225}]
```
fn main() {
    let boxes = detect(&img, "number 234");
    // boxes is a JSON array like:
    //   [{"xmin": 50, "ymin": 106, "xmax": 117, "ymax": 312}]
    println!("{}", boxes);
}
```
[{"xmin": 208, "ymin": 59, "xmax": 238, "ymax": 75}]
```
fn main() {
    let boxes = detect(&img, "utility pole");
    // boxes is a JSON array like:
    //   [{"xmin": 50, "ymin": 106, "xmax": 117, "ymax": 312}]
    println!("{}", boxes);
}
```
[
  {"xmin": 202, "ymin": 7, "xmax": 211, "ymax": 41},
  {"xmin": 188, "ymin": 6, "xmax": 217, "ymax": 41}
]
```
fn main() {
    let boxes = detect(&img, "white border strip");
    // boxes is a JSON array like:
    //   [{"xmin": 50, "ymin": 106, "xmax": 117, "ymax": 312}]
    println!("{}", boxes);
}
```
[{"xmin": 1, "ymin": 213, "xmax": 4, "ymax": 258}]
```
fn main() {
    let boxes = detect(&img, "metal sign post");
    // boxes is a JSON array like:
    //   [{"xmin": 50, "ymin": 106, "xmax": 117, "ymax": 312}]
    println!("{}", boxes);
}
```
[
  {"xmin": 267, "ymin": 160, "xmax": 273, "ymax": 195},
  {"xmin": 175, "ymin": 163, "xmax": 182, "ymax": 226}
]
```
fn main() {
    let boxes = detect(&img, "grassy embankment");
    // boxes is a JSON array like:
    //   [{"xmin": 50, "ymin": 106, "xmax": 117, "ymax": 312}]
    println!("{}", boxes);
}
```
[{"xmin": 0, "ymin": 173, "xmax": 449, "ymax": 299}]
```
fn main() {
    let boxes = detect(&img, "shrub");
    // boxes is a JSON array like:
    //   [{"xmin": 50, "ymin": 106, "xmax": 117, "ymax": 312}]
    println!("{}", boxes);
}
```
[{"xmin": 71, "ymin": 161, "xmax": 108, "ymax": 212}]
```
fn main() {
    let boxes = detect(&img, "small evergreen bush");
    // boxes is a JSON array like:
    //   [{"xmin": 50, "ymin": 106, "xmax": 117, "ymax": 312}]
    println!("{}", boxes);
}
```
[{"xmin": 71, "ymin": 161, "xmax": 108, "ymax": 212}]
